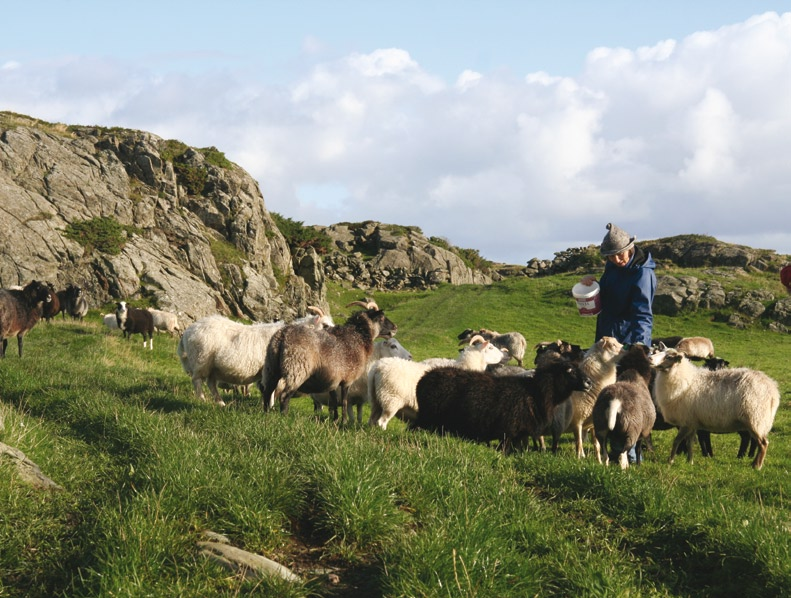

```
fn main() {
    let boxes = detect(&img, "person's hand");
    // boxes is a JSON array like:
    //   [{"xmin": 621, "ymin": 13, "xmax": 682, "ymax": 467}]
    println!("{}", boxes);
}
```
[{"xmin": 580, "ymin": 275, "xmax": 597, "ymax": 286}]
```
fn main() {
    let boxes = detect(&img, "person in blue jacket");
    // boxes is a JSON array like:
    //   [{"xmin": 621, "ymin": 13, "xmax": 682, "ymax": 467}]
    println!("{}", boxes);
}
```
[
  {"xmin": 580, "ymin": 222, "xmax": 656, "ymax": 347},
  {"xmin": 579, "ymin": 222, "xmax": 656, "ymax": 463}
]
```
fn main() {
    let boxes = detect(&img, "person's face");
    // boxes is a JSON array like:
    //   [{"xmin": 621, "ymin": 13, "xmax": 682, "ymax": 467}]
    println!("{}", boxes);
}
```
[{"xmin": 607, "ymin": 249, "xmax": 631, "ymax": 267}]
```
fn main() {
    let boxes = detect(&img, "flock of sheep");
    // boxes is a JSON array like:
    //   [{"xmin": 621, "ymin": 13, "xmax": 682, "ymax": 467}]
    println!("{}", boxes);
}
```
[
  {"xmin": 0, "ymin": 282, "xmax": 782, "ymax": 470},
  {"xmin": 172, "ymin": 300, "xmax": 781, "ymax": 470}
]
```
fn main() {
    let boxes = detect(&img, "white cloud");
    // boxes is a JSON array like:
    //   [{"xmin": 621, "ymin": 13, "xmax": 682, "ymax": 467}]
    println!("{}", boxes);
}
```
[{"xmin": 1, "ymin": 13, "xmax": 789, "ymax": 264}]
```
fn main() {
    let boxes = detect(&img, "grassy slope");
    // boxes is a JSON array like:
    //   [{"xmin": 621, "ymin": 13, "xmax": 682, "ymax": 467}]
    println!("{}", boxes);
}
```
[{"xmin": 1, "ymin": 270, "xmax": 789, "ymax": 597}]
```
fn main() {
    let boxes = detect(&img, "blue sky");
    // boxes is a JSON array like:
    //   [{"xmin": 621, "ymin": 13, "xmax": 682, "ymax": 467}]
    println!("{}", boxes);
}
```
[{"xmin": 2, "ymin": 1, "xmax": 790, "ymax": 263}]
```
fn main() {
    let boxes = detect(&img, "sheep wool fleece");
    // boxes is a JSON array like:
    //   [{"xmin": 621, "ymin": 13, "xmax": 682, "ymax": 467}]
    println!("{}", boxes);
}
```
[{"xmin": 595, "ymin": 247, "xmax": 656, "ymax": 347}]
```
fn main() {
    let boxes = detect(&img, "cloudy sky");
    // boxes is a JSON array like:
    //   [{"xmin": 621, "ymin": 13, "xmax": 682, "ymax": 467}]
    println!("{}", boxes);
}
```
[{"xmin": 2, "ymin": 1, "xmax": 789, "ymax": 264}]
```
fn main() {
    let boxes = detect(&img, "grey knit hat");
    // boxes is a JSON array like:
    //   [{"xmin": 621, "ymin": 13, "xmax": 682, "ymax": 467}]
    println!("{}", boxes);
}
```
[{"xmin": 600, "ymin": 223, "xmax": 636, "ymax": 256}]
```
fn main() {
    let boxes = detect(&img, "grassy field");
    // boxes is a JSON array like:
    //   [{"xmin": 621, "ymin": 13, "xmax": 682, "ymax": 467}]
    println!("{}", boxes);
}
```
[{"xmin": 1, "ymin": 271, "xmax": 789, "ymax": 597}]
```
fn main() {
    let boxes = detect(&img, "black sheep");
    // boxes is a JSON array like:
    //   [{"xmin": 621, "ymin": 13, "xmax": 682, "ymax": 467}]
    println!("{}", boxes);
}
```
[
  {"xmin": 0, "ymin": 280, "xmax": 52, "ymax": 357},
  {"xmin": 413, "ymin": 360, "xmax": 592, "ymax": 454}
]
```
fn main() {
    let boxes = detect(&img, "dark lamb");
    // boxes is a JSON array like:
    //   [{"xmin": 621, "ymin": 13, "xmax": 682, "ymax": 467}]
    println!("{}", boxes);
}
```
[
  {"xmin": 0, "ymin": 280, "xmax": 53, "ymax": 357},
  {"xmin": 413, "ymin": 360, "xmax": 592, "ymax": 453},
  {"xmin": 592, "ymin": 345, "xmax": 656, "ymax": 468},
  {"xmin": 41, "ymin": 282, "xmax": 61, "ymax": 323}
]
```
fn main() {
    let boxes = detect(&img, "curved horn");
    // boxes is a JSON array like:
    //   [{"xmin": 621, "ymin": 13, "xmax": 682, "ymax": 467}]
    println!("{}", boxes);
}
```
[
  {"xmin": 306, "ymin": 305, "xmax": 324, "ymax": 316},
  {"xmin": 468, "ymin": 334, "xmax": 487, "ymax": 346},
  {"xmin": 346, "ymin": 300, "xmax": 379, "ymax": 310}
]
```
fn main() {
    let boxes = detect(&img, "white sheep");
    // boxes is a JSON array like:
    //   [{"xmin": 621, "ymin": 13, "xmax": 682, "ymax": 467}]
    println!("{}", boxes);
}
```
[
  {"xmin": 674, "ymin": 336, "xmax": 715, "ymax": 359},
  {"xmin": 178, "ymin": 307, "xmax": 334, "ymax": 407},
  {"xmin": 310, "ymin": 337, "xmax": 413, "ymax": 424},
  {"xmin": 458, "ymin": 328, "xmax": 527, "ymax": 367},
  {"xmin": 102, "ymin": 313, "xmax": 119, "ymax": 331},
  {"xmin": 649, "ymin": 347, "xmax": 780, "ymax": 469},
  {"xmin": 147, "ymin": 308, "xmax": 181, "ymax": 336},
  {"xmin": 564, "ymin": 336, "xmax": 625, "ymax": 459},
  {"xmin": 367, "ymin": 335, "xmax": 508, "ymax": 430}
]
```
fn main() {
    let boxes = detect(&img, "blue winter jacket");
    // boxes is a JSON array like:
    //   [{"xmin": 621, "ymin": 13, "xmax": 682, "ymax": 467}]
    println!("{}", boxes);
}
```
[{"xmin": 594, "ymin": 247, "xmax": 656, "ymax": 346}]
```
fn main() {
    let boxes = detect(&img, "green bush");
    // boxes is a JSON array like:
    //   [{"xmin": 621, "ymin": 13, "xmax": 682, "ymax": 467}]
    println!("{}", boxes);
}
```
[
  {"xmin": 63, "ymin": 217, "xmax": 140, "ymax": 255},
  {"xmin": 272, "ymin": 212, "xmax": 333, "ymax": 255}
]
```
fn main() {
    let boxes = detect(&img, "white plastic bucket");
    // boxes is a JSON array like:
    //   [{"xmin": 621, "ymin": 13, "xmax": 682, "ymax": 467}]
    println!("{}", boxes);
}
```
[{"xmin": 572, "ymin": 281, "xmax": 601, "ymax": 317}]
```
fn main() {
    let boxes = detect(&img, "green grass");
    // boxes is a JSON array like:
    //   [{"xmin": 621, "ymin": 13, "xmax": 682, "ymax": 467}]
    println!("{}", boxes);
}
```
[{"xmin": 1, "ymin": 273, "xmax": 789, "ymax": 597}]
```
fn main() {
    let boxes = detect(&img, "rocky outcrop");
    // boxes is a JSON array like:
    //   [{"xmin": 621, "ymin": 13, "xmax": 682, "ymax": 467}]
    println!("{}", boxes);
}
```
[
  {"xmin": 0, "ymin": 112, "xmax": 325, "ymax": 324},
  {"xmin": 317, "ymin": 222, "xmax": 493, "ymax": 291}
]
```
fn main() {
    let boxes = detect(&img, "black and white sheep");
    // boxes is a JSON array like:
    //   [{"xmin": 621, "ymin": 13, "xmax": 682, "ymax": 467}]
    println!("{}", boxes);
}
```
[
  {"xmin": 115, "ymin": 301, "xmax": 154, "ymax": 350},
  {"xmin": 592, "ymin": 345, "xmax": 656, "ymax": 468},
  {"xmin": 0, "ymin": 280, "xmax": 52, "ymax": 358},
  {"xmin": 262, "ymin": 301, "xmax": 398, "ymax": 423},
  {"xmin": 413, "ymin": 359, "xmax": 592, "ymax": 453},
  {"xmin": 178, "ymin": 307, "xmax": 334, "ymax": 407},
  {"xmin": 649, "ymin": 347, "xmax": 780, "ymax": 469},
  {"xmin": 310, "ymin": 337, "xmax": 413, "ymax": 424},
  {"xmin": 42, "ymin": 282, "xmax": 61, "ymax": 323},
  {"xmin": 367, "ymin": 335, "xmax": 508, "ymax": 429},
  {"xmin": 458, "ymin": 327, "xmax": 527, "ymax": 367}
]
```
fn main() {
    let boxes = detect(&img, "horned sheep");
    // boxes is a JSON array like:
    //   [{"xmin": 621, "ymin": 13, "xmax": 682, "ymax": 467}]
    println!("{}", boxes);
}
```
[
  {"xmin": 649, "ymin": 347, "xmax": 780, "ymax": 469},
  {"xmin": 367, "ymin": 335, "xmax": 508, "ymax": 430},
  {"xmin": 178, "ymin": 307, "xmax": 334, "ymax": 407},
  {"xmin": 413, "ymin": 359, "xmax": 592, "ymax": 453},
  {"xmin": 0, "ymin": 280, "xmax": 52, "ymax": 357},
  {"xmin": 262, "ymin": 301, "xmax": 397, "ymax": 423}
]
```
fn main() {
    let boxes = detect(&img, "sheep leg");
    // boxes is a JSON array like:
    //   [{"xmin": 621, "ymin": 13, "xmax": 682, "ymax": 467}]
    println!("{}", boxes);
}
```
[
  {"xmin": 16, "ymin": 336, "xmax": 23, "ymax": 358},
  {"xmin": 594, "ymin": 432, "xmax": 608, "ymax": 465},
  {"xmin": 1, "ymin": 338, "xmax": 7, "ymax": 358},
  {"xmin": 338, "ymin": 385, "xmax": 351, "ymax": 425},
  {"xmin": 670, "ymin": 428, "xmax": 696, "ymax": 464},
  {"xmin": 589, "ymin": 427, "xmax": 602, "ymax": 461},
  {"xmin": 618, "ymin": 452, "xmax": 629, "ymax": 469},
  {"xmin": 191, "ymin": 377, "xmax": 207, "ymax": 402},
  {"xmin": 328, "ymin": 389, "xmax": 341, "ymax": 421},
  {"xmin": 751, "ymin": 435, "xmax": 768, "ymax": 470},
  {"xmin": 206, "ymin": 378, "xmax": 226, "ymax": 407},
  {"xmin": 574, "ymin": 424, "xmax": 586, "ymax": 459},
  {"xmin": 736, "ymin": 431, "xmax": 752, "ymax": 458},
  {"xmin": 697, "ymin": 430, "xmax": 713, "ymax": 457}
]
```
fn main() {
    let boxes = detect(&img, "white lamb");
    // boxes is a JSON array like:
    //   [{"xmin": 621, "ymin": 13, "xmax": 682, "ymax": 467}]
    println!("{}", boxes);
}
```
[
  {"xmin": 649, "ymin": 347, "xmax": 780, "ymax": 470},
  {"xmin": 310, "ymin": 337, "xmax": 413, "ymax": 424},
  {"xmin": 367, "ymin": 336, "xmax": 508, "ymax": 430},
  {"xmin": 102, "ymin": 313, "xmax": 119, "ymax": 331},
  {"xmin": 178, "ymin": 307, "xmax": 334, "ymax": 407},
  {"xmin": 563, "ymin": 336, "xmax": 625, "ymax": 459}
]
